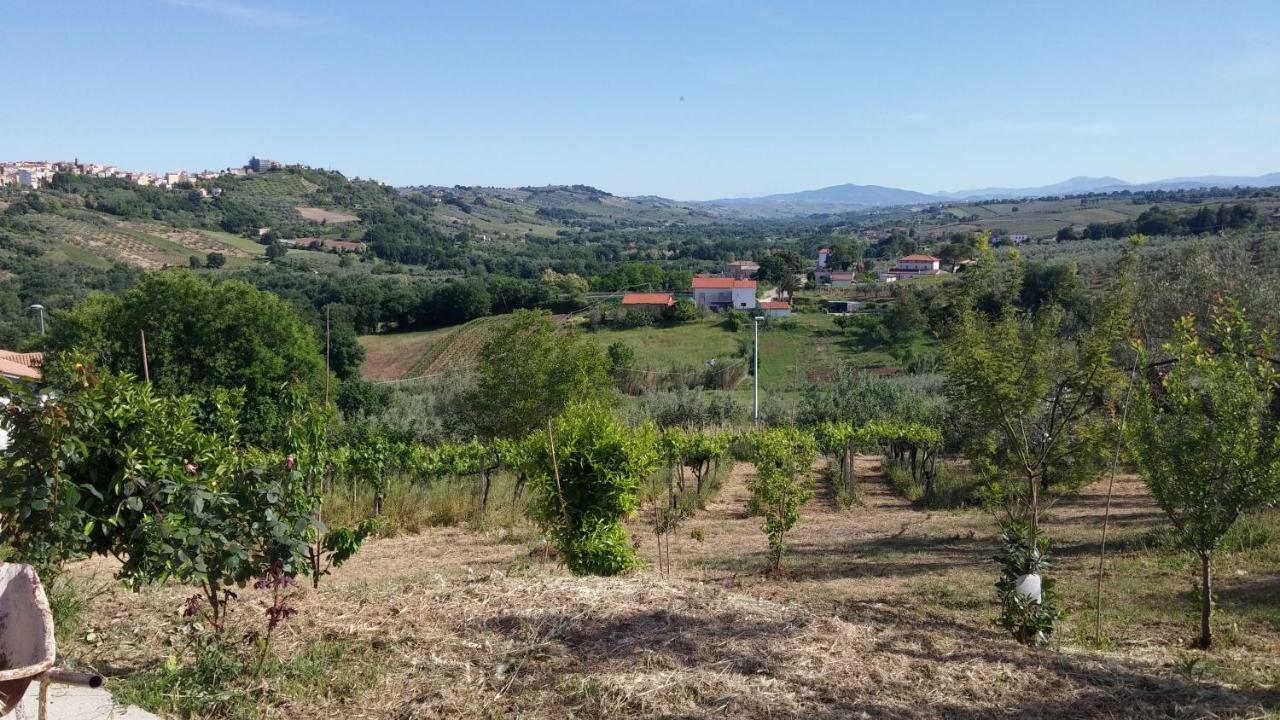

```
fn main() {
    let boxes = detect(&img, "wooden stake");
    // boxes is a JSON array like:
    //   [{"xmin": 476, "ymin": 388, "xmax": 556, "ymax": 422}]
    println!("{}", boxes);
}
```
[
  {"xmin": 547, "ymin": 418, "xmax": 571, "ymax": 530},
  {"xmin": 1095, "ymin": 361, "xmax": 1139, "ymax": 646},
  {"xmin": 140, "ymin": 329, "xmax": 150, "ymax": 382},
  {"xmin": 325, "ymin": 305, "xmax": 331, "ymax": 407}
]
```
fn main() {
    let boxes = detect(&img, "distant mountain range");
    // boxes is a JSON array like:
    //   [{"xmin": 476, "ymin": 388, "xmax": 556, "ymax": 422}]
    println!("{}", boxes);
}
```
[{"xmin": 699, "ymin": 172, "xmax": 1280, "ymax": 217}]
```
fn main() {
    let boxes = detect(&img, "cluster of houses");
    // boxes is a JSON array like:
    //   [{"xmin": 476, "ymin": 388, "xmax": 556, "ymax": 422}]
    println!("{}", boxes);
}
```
[
  {"xmin": 814, "ymin": 247, "xmax": 947, "ymax": 285},
  {"xmin": 617, "ymin": 258, "xmax": 794, "ymax": 319},
  {"xmin": 617, "ymin": 246, "xmax": 950, "ymax": 319},
  {"xmin": 0, "ymin": 156, "xmax": 287, "ymax": 190}
]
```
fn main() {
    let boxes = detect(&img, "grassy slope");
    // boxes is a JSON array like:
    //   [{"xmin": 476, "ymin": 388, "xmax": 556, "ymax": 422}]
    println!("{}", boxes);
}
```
[{"xmin": 362, "ymin": 311, "xmax": 929, "ymax": 407}]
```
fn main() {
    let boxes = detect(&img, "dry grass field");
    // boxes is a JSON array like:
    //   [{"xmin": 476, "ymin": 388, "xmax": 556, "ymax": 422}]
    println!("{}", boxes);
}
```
[
  {"xmin": 295, "ymin": 206, "xmax": 360, "ymax": 224},
  {"xmin": 57, "ymin": 456, "xmax": 1280, "ymax": 719}
]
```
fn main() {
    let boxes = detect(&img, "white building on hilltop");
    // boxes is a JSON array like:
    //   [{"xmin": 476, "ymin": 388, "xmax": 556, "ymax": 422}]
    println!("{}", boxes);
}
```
[{"xmin": 879, "ymin": 254, "xmax": 945, "ymax": 282}]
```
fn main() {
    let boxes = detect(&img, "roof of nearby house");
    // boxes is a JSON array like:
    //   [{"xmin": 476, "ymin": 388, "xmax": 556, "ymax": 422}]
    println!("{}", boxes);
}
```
[
  {"xmin": 760, "ymin": 301, "xmax": 790, "ymax": 310},
  {"xmin": 620, "ymin": 292, "xmax": 675, "ymax": 306},
  {"xmin": 321, "ymin": 240, "xmax": 366, "ymax": 252},
  {"xmin": 826, "ymin": 271, "xmax": 856, "ymax": 279},
  {"xmin": 900, "ymin": 254, "xmax": 940, "ymax": 262},
  {"xmin": 692, "ymin": 277, "xmax": 756, "ymax": 289},
  {"xmin": 0, "ymin": 350, "xmax": 42, "ymax": 381}
]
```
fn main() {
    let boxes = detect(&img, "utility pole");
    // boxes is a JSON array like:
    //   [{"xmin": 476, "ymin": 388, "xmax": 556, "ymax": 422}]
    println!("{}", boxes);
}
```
[
  {"xmin": 28, "ymin": 304, "xmax": 44, "ymax": 335},
  {"xmin": 753, "ymin": 315, "xmax": 764, "ymax": 425}
]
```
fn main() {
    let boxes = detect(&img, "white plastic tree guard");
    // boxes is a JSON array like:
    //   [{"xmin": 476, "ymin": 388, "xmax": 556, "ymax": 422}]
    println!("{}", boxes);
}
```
[
  {"xmin": 0, "ymin": 563, "xmax": 102, "ymax": 720},
  {"xmin": 1014, "ymin": 573, "xmax": 1043, "ymax": 604}
]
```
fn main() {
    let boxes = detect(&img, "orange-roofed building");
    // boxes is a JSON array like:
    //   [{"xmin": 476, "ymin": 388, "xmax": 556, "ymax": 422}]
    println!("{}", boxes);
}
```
[
  {"xmin": 879, "ymin": 254, "xmax": 945, "ymax": 282},
  {"xmin": 0, "ymin": 350, "xmax": 42, "ymax": 381},
  {"xmin": 620, "ymin": 292, "xmax": 675, "ymax": 311},
  {"xmin": 691, "ymin": 276, "xmax": 757, "ymax": 311},
  {"xmin": 759, "ymin": 300, "xmax": 791, "ymax": 318}
]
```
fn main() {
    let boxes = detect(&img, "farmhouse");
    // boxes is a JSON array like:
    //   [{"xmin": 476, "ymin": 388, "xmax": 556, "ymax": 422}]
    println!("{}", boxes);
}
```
[
  {"xmin": 724, "ymin": 260, "xmax": 760, "ymax": 280},
  {"xmin": 759, "ymin": 300, "xmax": 791, "ymax": 318},
  {"xmin": 620, "ymin": 292, "xmax": 675, "ymax": 312},
  {"xmin": 879, "ymin": 254, "xmax": 945, "ymax": 282},
  {"xmin": 816, "ymin": 247, "xmax": 830, "ymax": 269},
  {"xmin": 692, "ymin": 277, "xmax": 757, "ymax": 311},
  {"xmin": 816, "ymin": 270, "xmax": 856, "ymax": 287}
]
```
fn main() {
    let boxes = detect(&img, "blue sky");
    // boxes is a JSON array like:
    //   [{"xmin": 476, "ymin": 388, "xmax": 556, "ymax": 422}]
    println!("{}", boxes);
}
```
[{"xmin": 3, "ymin": 0, "xmax": 1278, "ymax": 199}]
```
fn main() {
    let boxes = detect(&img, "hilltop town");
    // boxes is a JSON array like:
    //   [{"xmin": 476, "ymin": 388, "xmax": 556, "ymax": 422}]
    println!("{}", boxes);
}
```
[{"xmin": 0, "ymin": 155, "xmax": 287, "ymax": 190}]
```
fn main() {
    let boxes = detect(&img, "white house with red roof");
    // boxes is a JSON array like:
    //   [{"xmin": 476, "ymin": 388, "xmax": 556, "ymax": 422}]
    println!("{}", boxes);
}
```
[
  {"xmin": 879, "ymin": 254, "xmax": 945, "ymax": 282},
  {"xmin": 692, "ymin": 277, "xmax": 757, "ymax": 310},
  {"xmin": 759, "ymin": 300, "xmax": 791, "ymax": 318}
]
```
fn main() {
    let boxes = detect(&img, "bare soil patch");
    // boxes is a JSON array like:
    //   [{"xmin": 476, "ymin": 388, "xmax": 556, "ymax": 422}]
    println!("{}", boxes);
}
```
[{"xmin": 296, "ymin": 206, "xmax": 359, "ymax": 224}]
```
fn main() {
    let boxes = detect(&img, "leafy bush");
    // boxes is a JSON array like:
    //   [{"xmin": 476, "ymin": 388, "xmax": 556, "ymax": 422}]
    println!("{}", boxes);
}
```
[
  {"xmin": 745, "ymin": 428, "xmax": 818, "ymax": 571},
  {"xmin": 523, "ymin": 404, "xmax": 657, "ymax": 575},
  {"xmin": 723, "ymin": 310, "xmax": 748, "ymax": 331},
  {"xmin": 664, "ymin": 298, "xmax": 699, "ymax": 322},
  {"xmin": 994, "ymin": 523, "xmax": 1065, "ymax": 647}
]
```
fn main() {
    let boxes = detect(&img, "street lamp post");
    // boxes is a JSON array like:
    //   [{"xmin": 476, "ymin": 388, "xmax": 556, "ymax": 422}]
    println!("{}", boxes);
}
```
[
  {"xmin": 753, "ymin": 315, "xmax": 764, "ymax": 425},
  {"xmin": 28, "ymin": 304, "xmax": 45, "ymax": 335}
]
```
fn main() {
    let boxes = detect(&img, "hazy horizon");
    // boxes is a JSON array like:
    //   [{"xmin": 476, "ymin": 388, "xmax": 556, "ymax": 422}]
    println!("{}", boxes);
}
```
[{"xmin": 4, "ymin": 1, "xmax": 1278, "ymax": 199}]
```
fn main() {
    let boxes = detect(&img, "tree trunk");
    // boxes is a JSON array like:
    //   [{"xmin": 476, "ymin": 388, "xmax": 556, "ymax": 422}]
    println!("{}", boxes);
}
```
[
  {"xmin": 1199, "ymin": 552, "xmax": 1213, "ymax": 649},
  {"xmin": 1028, "ymin": 471, "xmax": 1039, "ymax": 548},
  {"xmin": 923, "ymin": 452, "xmax": 936, "ymax": 501},
  {"xmin": 478, "ymin": 468, "xmax": 492, "ymax": 521},
  {"xmin": 373, "ymin": 491, "xmax": 383, "ymax": 516}
]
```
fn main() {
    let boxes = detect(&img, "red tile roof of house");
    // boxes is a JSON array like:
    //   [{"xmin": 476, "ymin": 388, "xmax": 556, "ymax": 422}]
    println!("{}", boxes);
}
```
[
  {"xmin": 759, "ymin": 301, "xmax": 790, "ymax": 310},
  {"xmin": 900, "ymin": 254, "xmax": 940, "ymax": 262},
  {"xmin": 692, "ymin": 277, "xmax": 756, "ymax": 289},
  {"xmin": 620, "ymin": 292, "xmax": 675, "ymax": 306},
  {"xmin": 0, "ymin": 350, "xmax": 42, "ymax": 380}
]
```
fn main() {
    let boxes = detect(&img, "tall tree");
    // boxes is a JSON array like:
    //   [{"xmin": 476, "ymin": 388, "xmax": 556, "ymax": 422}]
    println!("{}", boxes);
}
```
[
  {"xmin": 1128, "ymin": 301, "xmax": 1280, "ymax": 649},
  {"xmin": 48, "ymin": 270, "xmax": 325, "ymax": 439},
  {"xmin": 458, "ymin": 310, "xmax": 610, "ymax": 517},
  {"xmin": 944, "ymin": 237, "xmax": 1138, "ymax": 644}
]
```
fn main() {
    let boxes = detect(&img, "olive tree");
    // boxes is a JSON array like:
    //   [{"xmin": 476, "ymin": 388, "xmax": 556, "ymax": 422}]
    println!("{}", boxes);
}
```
[{"xmin": 1128, "ymin": 301, "xmax": 1280, "ymax": 649}]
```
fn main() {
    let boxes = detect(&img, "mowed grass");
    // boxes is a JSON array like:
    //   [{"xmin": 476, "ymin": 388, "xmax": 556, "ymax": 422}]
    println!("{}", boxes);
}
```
[
  {"xmin": 588, "ymin": 317, "xmax": 744, "ymax": 366},
  {"xmin": 63, "ymin": 463, "xmax": 1280, "ymax": 719},
  {"xmin": 589, "ymin": 312, "xmax": 920, "ymax": 407}
]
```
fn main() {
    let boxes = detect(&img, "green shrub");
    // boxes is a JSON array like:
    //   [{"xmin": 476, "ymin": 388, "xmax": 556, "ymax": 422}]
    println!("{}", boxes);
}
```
[
  {"xmin": 994, "ymin": 523, "xmax": 1065, "ymax": 647},
  {"xmin": 523, "ymin": 404, "xmax": 657, "ymax": 575}
]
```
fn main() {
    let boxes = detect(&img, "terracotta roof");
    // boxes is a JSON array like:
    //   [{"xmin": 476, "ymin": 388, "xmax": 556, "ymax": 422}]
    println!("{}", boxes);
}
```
[
  {"xmin": 692, "ymin": 277, "xmax": 756, "ymax": 289},
  {"xmin": 0, "ymin": 351, "xmax": 43, "ymax": 369},
  {"xmin": 621, "ymin": 292, "xmax": 675, "ymax": 306},
  {"xmin": 900, "ymin": 254, "xmax": 940, "ymax": 262},
  {"xmin": 0, "ymin": 351, "xmax": 41, "ymax": 381},
  {"xmin": 759, "ymin": 301, "xmax": 790, "ymax": 310}
]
